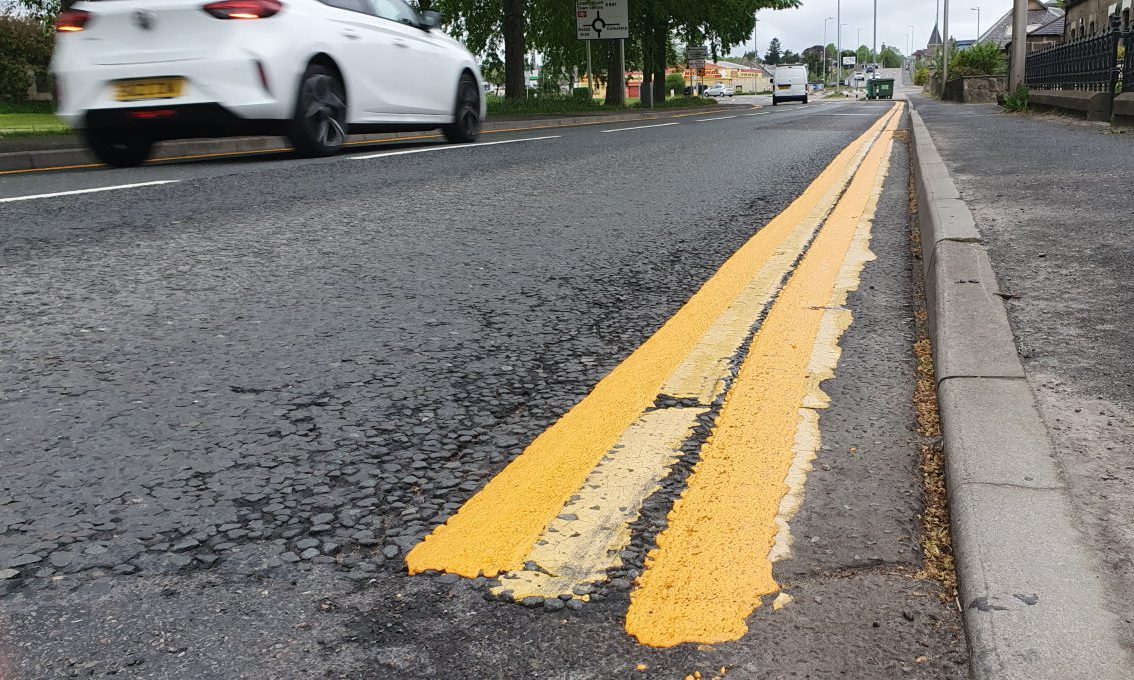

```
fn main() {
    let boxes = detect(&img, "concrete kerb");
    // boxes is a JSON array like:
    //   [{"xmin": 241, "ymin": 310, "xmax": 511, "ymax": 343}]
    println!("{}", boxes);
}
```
[
  {"xmin": 909, "ymin": 105, "xmax": 1131, "ymax": 679},
  {"xmin": 0, "ymin": 107, "xmax": 712, "ymax": 173}
]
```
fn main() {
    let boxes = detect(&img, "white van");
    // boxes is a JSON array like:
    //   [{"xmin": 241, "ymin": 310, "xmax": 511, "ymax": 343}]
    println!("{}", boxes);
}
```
[{"xmin": 772, "ymin": 64, "xmax": 809, "ymax": 105}]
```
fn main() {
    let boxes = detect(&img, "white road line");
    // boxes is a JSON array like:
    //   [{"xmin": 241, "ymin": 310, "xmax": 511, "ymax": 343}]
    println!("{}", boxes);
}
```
[
  {"xmin": 352, "ymin": 135, "xmax": 559, "ymax": 160},
  {"xmin": 0, "ymin": 180, "xmax": 179, "ymax": 204},
  {"xmin": 695, "ymin": 115, "xmax": 739, "ymax": 122},
  {"xmin": 601, "ymin": 122, "xmax": 680, "ymax": 133},
  {"xmin": 816, "ymin": 113, "xmax": 877, "ymax": 116},
  {"xmin": 743, "ymin": 112, "xmax": 771, "ymax": 116}
]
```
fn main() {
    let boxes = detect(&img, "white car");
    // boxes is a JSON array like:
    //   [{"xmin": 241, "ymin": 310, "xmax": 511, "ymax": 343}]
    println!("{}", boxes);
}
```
[
  {"xmin": 703, "ymin": 84, "xmax": 735, "ymax": 97},
  {"xmin": 51, "ymin": 0, "xmax": 486, "ymax": 167}
]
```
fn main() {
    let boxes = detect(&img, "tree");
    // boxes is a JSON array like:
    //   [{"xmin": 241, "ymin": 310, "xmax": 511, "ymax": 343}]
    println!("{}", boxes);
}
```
[
  {"xmin": 801, "ymin": 44, "xmax": 825, "ymax": 77},
  {"xmin": 434, "ymin": 0, "xmax": 801, "ymax": 104},
  {"xmin": 764, "ymin": 37, "xmax": 782, "ymax": 65},
  {"xmin": 2, "ymin": 0, "xmax": 61, "ymax": 31},
  {"xmin": 0, "ymin": 14, "xmax": 52, "ymax": 102},
  {"xmin": 856, "ymin": 45, "xmax": 871, "ymax": 65},
  {"xmin": 781, "ymin": 49, "xmax": 800, "ymax": 64},
  {"xmin": 879, "ymin": 45, "xmax": 904, "ymax": 68},
  {"xmin": 502, "ymin": 0, "xmax": 525, "ymax": 99}
]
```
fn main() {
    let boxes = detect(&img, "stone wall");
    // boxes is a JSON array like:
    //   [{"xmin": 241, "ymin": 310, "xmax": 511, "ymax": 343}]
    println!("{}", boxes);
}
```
[{"xmin": 942, "ymin": 76, "xmax": 1009, "ymax": 104}]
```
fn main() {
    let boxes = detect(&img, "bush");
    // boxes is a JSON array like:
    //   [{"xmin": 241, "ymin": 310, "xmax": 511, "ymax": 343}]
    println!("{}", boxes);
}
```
[
  {"xmin": 914, "ymin": 65, "xmax": 930, "ymax": 86},
  {"xmin": 665, "ymin": 73, "xmax": 687, "ymax": 94},
  {"xmin": 0, "ymin": 15, "xmax": 52, "ymax": 103},
  {"xmin": 572, "ymin": 87, "xmax": 592, "ymax": 99},
  {"xmin": 1002, "ymin": 85, "xmax": 1029, "ymax": 112},
  {"xmin": 950, "ymin": 41, "xmax": 1007, "ymax": 77}
]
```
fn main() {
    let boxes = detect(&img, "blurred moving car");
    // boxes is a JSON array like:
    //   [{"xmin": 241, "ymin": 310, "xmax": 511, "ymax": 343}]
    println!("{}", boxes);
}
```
[
  {"xmin": 702, "ymin": 84, "xmax": 735, "ymax": 97},
  {"xmin": 51, "ymin": 0, "xmax": 486, "ymax": 167}
]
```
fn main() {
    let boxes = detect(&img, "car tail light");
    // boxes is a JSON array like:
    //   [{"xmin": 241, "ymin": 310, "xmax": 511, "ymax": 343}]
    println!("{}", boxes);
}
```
[
  {"xmin": 55, "ymin": 9, "xmax": 91, "ymax": 32},
  {"xmin": 203, "ymin": 0, "xmax": 282, "ymax": 19}
]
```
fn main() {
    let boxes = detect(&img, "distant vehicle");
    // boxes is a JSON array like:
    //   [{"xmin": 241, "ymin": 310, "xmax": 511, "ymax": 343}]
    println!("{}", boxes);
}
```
[
  {"xmin": 771, "ymin": 64, "xmax": 808, "ymax": 105},
  {"xmin": 51, "ymin": 0, "xmax": 487, "ymax": 167},
  {"xmin": 703, "ymin": 84, "xmax": 735, "ymax": 97}
]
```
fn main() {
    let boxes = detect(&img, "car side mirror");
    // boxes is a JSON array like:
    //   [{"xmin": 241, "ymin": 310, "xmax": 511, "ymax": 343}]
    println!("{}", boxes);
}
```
[{"xmin": 419, "ymin": 10, "xmax": 443, "ymax": 30}]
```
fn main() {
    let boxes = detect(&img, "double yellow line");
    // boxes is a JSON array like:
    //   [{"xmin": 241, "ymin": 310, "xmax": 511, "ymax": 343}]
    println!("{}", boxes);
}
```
[{"xmin": 407, "ymin": 102, "xmax": 904, "ymax": 647}]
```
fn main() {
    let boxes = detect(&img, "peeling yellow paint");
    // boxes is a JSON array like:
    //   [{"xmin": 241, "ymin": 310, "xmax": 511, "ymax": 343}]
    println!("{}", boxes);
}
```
[
  {"xmin": 405, "ymin": 107, "xmax": 902, "ymax": 580},
  {"xmin": 491, "ymin": 407, "xmax": 706, "ymax": 600},
  {"xmin": 625, "ymin": 104, "xmax": 902, "ymax": 648}
]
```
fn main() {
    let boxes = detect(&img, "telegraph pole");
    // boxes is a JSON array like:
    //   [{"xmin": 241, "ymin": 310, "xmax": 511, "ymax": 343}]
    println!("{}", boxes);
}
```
[
  {"xmin": 942, "ymin": 0, "xmax": 950, "ymax": 86},
  {"xmin": 1009, "ymin": 0, "xmax": 1027, "ymax": 90}
]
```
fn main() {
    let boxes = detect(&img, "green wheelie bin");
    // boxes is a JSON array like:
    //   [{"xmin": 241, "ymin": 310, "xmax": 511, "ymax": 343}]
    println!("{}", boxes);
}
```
[{"xmin": 867, "ymin": 78, "xmax": 895, "ymax": 100}]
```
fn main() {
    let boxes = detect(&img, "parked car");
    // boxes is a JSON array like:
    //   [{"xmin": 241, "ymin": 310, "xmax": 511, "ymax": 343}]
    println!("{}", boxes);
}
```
[
  {"xmin": 771, "ymin": 64, "xmax": 808, "ymax": 105},
  {"xmin": 703, "ymin": 84, "xmax": 735, "ymax": 97},
  {"xmin": 51, "ymin": 0, "xmax": 487, "ymax": 167}
]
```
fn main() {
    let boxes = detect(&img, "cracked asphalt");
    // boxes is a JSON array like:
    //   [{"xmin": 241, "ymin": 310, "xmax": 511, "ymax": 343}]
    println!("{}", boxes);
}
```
[{"xmin": 0, "ymin": 100, "xmax": 966, "ymax": 678}]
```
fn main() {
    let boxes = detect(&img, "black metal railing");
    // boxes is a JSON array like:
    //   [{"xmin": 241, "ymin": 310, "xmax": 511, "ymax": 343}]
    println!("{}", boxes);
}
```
[
  {"xmin": 1124, "ymin": 30, "xmax": 1134, "ymax": 92},
  {"xmin": 1026, "ymin": 31, "xmax": 1122, "ymax": 91}
]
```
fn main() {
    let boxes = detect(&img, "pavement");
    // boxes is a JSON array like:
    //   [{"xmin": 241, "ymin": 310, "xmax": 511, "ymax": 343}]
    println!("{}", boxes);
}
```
[
  {"xmin": 0, "ymin": 98, "xmax": 966, "ymax": 678},
  {"xmin": 909, "ymin": 92, "xmax": 1134, "ymax": 677}
]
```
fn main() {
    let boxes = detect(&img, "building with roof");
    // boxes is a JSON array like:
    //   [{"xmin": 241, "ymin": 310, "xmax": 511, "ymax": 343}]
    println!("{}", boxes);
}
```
[
  {"xmin": 978, "ymin": 0, "xmax": 1065, "ymax": 52},
  {"xmin": 1064, "ymin": 0, "xmax": 1133, "ymax": 40}
]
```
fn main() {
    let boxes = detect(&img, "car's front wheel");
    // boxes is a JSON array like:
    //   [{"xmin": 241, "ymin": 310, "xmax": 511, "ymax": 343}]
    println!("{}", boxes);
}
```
[
  {"xmin": 442, "ymin": 73, "xmax": 481, "ymax": 144},
  {"xmin": 288, "ymin": 64, "xmax": 347, "ymax": 157},
  {"xmin": 85, "ymin": 129, "xmax": 153, "ymax": 168}
]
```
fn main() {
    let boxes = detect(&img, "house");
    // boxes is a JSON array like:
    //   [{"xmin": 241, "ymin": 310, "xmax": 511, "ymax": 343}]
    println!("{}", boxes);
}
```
[
  {"xmin": 978, "ymin": 0, "xmax": 1065, "ymax": 52},
  {"xmin": 1064, "ymin": 0, "xmax": 1133, "ymax": 39}
]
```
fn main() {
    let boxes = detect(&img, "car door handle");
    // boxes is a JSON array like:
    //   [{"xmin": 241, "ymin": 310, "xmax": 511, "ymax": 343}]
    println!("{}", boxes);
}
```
[
  {"xmin": 393, "ymin": 39, "xmax": 410, "ymax": 48},
  {"xmin": 342, "ymin": 29, "xmax": 360, "ymax": 40}
]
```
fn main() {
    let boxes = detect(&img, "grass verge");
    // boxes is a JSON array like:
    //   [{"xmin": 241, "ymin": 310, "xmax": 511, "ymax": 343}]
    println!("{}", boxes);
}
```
[{"xmin": 0, "ymin": 102, "xmax": 70, "ymax": 138}]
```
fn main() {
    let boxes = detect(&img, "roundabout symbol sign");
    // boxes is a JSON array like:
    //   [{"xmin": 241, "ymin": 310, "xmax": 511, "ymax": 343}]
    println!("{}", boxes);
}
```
[{"xmin": 576, "ymin": 0, "xmax": 629, "ymax": 40}]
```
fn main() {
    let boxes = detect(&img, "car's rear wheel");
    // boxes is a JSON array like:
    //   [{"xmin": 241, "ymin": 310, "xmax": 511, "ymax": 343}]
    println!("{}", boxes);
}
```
[
  {"xmin": 288, "ymin": 64, "xmax": 347, "ymax": 157},
  {"xmin": 443, "ymin": 73, "xmax": 481, "ymax": 144},
  {"xmin": 85, "ymin": 129, "xmax": 153, "ymax": 168}
]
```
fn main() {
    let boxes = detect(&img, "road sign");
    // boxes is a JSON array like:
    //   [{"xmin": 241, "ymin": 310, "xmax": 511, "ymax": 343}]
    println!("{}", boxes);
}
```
[
  {"xmin": 843, "ymin": 56, "xmax": 857, "ymax": 66},
  {"xmin": 576, "ymin": 0, "xmax": 629, "ymax": 40},
  {"xmin": 687, "ymin": 45, "xmax": 708, "ymax": 69}
]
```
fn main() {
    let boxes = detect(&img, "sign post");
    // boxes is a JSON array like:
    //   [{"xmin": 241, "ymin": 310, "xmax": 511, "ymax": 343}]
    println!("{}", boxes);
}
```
[
  {"xmin": 577, "ymin": 0, "xmax": 629, "ymax": 101},
  {"xmin": 687, "ymin": 45, "xmax": 707, "ymax": 96}
]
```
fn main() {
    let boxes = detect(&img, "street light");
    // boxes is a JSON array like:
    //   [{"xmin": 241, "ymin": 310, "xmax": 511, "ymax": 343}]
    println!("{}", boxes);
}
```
[
  {"xmin": 836, "ymin": 0, "xmax": 841, "ymax": 91},
  {"xmin": 824, "ymin": 17, "xmax": 835, "ymax": 86},
  {"xmin": 972, "ymin": 7, "xmax": 981, "ymax": 42}
]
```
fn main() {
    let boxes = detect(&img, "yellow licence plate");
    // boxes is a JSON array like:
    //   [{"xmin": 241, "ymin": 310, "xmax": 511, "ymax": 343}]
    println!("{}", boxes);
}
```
[
  {"xmin": 114, "ymin": 78, "xmax": 185, "ymax": 102},
  {"xmin": 777, "ymin": 84, "xmax": 791, "ymax": 90}
]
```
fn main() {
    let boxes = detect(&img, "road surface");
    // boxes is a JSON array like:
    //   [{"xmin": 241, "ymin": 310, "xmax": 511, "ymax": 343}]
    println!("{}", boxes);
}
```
[{"xmin": 0, "ymin": 98, "xmax": 967, "ymax": 678}]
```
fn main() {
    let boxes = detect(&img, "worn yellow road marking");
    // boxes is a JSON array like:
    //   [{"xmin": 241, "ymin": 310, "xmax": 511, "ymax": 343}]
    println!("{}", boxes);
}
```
[
  {"xmin": 625, "ymin": 103, "xmax": 901, "ymax": 648},
  {"xmin": 406, "ymin": 106, "xmax": 900, "ymax": 580},
  {"xmin": 482, "ymin": 110, "xmax": 900, "ymax": 600},
  {"xmin": 492, "ymin": 407, "xmax": 707, "ymax": 601}
]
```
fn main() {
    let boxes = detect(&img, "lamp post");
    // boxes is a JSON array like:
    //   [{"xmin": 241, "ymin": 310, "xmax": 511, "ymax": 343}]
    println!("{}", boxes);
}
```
[
  {"xmin": 824, "ymin": 17, "xmax": 835, "ymax": 86},
  {"xmin": 752, "ymin": 11, "xmax": 758, "ymax": 65},
  {"xmin": 873, "ymin": 0, "xmax": 878, "ymax": 64},
  {"xmin": 836, "ymin": 0, "xmax": 841, "ymax": 90},
  {"xmin": 972, "ymin": 7, "xmax": 981, "ymax": 42}
]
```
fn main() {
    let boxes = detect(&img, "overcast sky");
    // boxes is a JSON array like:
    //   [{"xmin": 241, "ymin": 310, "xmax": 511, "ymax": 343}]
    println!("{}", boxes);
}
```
[{"xmin": 732, "ymin": 0, "xmax": 1018, "ymax": 57}]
